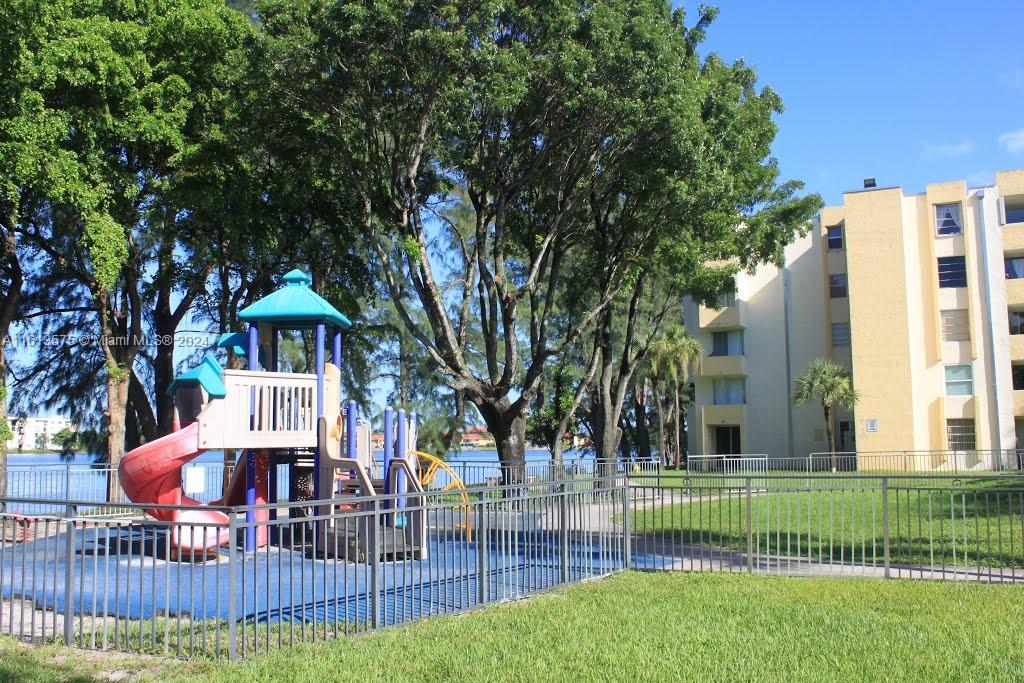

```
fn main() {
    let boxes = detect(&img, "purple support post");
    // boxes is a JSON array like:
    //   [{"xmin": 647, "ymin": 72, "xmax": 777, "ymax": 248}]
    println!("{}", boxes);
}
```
[
  {"xmin": 408, "ymin": 412, "xmax": 419, "ymax": 477},
  {"xmin": 245, "ymin": 323, "xmax": 259, "ymax": 551},
  {"xmin": 346, "ymin": 400, "xmax": 357, "ymax": 459},
  {"xmin": 396, "ymin": 409, "xmax": 407, "ymax": 523},
  {"xmin": 383, "ymin": 406, "xmax": 394, "ymax": 503},
  {"xmin": 314, "ymin": 322, "xmax": 326, "ymax": 503},
  {"xmin": 332, "ymin": 329, "xmax": 343, "ymax": 371}
]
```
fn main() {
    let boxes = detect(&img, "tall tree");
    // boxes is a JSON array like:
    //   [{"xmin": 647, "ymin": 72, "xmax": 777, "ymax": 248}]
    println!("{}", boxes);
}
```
[
  {"xmin": 0, "ymin": 0, "xmax": 104, "ymax": 496},
  {"xmin": 648, "ymin": 327, "xmax": 702, "ymax": 469},
  {"xmin": 793, "ymin": 358, "xmax": 859, "ymax": 471},
  {"xmin": 11, "ymin": 0, "xmax": 254, "ymax": 484},
  {"xmin": 258, "ymin": 0, "xmax": 818, "ymax": 482}
]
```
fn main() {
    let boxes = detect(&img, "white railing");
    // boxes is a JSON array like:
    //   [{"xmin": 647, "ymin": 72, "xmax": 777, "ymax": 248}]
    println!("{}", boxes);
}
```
[
  {"xmin": 808, "ymin": 450, "xmax": 1024, "ymax": 472},
  {"xmin": 198, "ymin": 369, "xmax": 324, "ymax": 449},
  {"xmin": 686, "ymin": 454, "xmax": 769, "ymax": 474},
  {"xmin": 686, "ymin": 450, "xmax": 1024, "ymax": 474}
]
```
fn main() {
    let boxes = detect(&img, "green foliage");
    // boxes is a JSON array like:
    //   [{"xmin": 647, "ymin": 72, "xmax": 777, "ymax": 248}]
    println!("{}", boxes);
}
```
[
  {"xmin": 0, "ymin": 383, "xmax": 11, "ymax": 443},
  {"xmin": 793, "ymin": 358, "xmax": 859, "ymax": 410},
  {"xmin": 82, "ymin": 212, "xmax": 127, "ymax": 290},
  {"xmin": 52, "ymin": 426, "xmax": 76, "ymax": 455}
]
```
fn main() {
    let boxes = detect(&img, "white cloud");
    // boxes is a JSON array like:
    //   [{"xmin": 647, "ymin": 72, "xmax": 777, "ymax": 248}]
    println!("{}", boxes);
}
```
[
  {"xmin": 998, "ymin": 129, "xmax": 1024, "ymax": 155},
  {"xmin": 922, "ymin": 140, "xmax": 974, "ymax": 158}
]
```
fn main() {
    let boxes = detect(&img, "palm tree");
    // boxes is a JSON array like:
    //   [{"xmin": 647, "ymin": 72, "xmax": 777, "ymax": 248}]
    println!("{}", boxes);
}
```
[
  {"xmin": 649, "ymin": 328, "xmax": 702, "ymax": 469},
  {"xmin": 793, "ymin": 359, "xmax": 859, "ymax": 471}
]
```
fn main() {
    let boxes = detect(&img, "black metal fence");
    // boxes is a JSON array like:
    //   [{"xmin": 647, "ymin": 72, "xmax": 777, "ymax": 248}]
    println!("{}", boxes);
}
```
[
  {"xmin": 1, "ymin": 477, "xmax": 627, "ymax": 659},
  {"xmin": 4, "ymin": 471, "xmax": 1024, "ymax": 660}
]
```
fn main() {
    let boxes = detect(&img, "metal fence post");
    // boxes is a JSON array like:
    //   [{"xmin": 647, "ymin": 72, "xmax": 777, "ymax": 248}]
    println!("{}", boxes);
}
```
[
  {"xmin": 370, "ymin": 498, "xmax": 381, "ymax": 629},
  {"xmin": 64, "ymin": 464, "xmax": 72, "ymax": 517},
  {"xmin": 745, "ymin": 477, "xmax": 753, "ymax": 572},
  {"xmin": 63, "ymin": 520, "xmax": 74, "ymax": 646},
  {"xmin": 227, "ymin": 516, "xmax": 237, "ymax": 660},
  {"xmin": 621, "ymin": 478, "xmax": 631, "ymax": 570},
  {"xmin": 882, "ymin": 477, "xmax": 891, "ymax": 579},
  {"xmin": 476, "ymin": 499, "xmax": 489, "ymax": 604},
  {"xmin": 559, "ymin": 484, "xmax": 570, "ymax": 584}
]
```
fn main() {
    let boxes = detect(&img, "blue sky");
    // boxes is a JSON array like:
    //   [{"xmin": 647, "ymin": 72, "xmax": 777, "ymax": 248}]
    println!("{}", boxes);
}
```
[{"xmin": 679, "ymin": 0, "xmax": 1024, "ymax": 205}]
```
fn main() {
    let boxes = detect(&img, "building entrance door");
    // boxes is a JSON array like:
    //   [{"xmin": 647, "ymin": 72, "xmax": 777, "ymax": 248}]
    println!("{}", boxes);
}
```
[{"xmin": 714, "ymin": 425, "xmax": 741, "ymax": 455}]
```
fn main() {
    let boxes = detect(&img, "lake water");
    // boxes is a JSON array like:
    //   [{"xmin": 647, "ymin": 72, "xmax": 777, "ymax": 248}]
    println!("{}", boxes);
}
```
[
  {"xmin": 6, "ymin": 448, "xmax": 590, "ymax": 466},
  {"xmin": 4, "ymin": 448, "xmax": 596, "ymax": 513}
]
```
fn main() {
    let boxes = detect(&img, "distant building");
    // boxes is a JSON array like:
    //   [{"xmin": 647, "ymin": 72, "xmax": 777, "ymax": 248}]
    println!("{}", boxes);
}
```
[
  {"xmin": 684, "ymin": 169, "xmax": 1024, "ymax": 467},
  {"xmin": 460, "ymin": 427, "xmax": 495, "ymax": 449},
  {"xmin": 7, "ymin": 416, "xmax": 74, "ymax": 451}
]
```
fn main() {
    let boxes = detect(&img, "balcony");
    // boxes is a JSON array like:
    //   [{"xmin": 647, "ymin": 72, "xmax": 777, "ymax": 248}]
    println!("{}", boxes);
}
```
[
  {"xmin": 1006, "ymin": 278, "xmax": 1024, "ymax": 306},
  {"xmin": 698, "ymin": 300, "xmax": 746, "ymax": 330},
  {"xmin": 1014, "ymin": 390, "xmax": 1024, "ymax": 417},
  {"xmin": 941, "ymin": 394, "xmax": 975, "ymax": 419},
  {"xmin": 702, "ymin": 404, "xmax": 744, "ymax": 426},
  {"xmin": 1011, "ymin": 335, "xmax": 1024, "ymax": 362},
  {"xmin": 1004, "ymin": 222, "xmax": 1024, "ymax": 253},
  {"xmin": 699, "ymin": 354, "xmax": 746, "ymax": 377}
]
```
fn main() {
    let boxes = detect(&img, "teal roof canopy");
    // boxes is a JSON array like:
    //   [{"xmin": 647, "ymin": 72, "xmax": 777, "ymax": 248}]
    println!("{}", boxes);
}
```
[
  {"xmin": 217, "ymin": 331, "xmax": 248, "ymax": 357},
  {"xmin": 238, "ymin": 269, "xmax": 353, "ymax": 330},
  {"xmin": 167, "ymin": 355, "xmax": 227, "ymax": 398}
]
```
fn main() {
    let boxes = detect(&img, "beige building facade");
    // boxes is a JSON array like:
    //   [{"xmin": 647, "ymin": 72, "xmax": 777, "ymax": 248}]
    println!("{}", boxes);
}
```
[{"xmin": 685, "ymin": 169, "xmax": 1024, "ymax": 467}]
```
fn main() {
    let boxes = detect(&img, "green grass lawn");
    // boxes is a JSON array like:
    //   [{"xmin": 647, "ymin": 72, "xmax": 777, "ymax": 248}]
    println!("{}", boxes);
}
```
[
  {"xmin": 631, "ymin": 477, "xmax": 1024, "ymax": 568},
  {"xmin": 3, "ymin": 572, "xmax": 1024, "ymax": 682}
]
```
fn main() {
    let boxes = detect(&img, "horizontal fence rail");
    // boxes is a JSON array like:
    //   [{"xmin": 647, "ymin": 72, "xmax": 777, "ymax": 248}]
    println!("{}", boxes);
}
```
[
  {"xmin": 1, "ymin": 477, "xmax": 627, "ymax": 659},
  {"xmin": 687, "ymin": 450, "xmax": 1024, "ymax": 474},
  {"xmin": 627, "ymin": 474, "xmax": 1024, "ymax": 582},
  {"xmin": 5, "ymin": 467, "xmax": 1024, "ymax": 660}
]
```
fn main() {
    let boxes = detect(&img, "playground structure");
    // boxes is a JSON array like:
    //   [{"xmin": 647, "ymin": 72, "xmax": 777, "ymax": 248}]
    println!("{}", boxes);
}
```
[{"xmin": 117, "ymin": 269, "xmax": 435, "ymax": 558}]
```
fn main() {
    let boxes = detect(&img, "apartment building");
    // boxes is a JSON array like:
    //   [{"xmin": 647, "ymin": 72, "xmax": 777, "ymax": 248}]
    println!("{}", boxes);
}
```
[
  {"xmin": 684, "ymin": 169, "xmax": 1024, "ymax": 467},
  {"xmin": 6, "ymin": 415, "xmax": 74, "ymax": 451}
]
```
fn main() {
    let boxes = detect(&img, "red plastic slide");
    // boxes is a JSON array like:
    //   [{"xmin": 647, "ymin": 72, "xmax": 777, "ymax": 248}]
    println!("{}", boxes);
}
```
[{"xmin": 118, "ymin": 423, "xmax": 269, "ymax": 551}]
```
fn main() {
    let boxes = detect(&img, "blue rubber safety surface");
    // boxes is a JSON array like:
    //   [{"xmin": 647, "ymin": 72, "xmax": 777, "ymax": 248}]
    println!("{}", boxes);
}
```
[{"xmin": 1, "ymin": 526, "xmax": 660, "ymax": 627}]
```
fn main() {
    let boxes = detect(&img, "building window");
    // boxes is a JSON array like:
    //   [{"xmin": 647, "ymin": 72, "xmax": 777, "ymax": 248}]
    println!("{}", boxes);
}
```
[
  {"xmin": 714, "ymin": 281, "xmax": 736, "ymax": 309},
  {"xmin": 944, "ymin": 364, "xmax": 973, "ymax": 396},
  {"xmin": 946, "ymin": 419, "xmax": 976, "ymax": 451},
  {"xmin": 712, "ymin": 378, "xmax": 746, "ymax": 405},
  {"xmin": 937, "ymin": 256, "xmax": 967, "ymax": 288},
  {"xmin": 939, "ymin": 309, "xmax": 970, "ymax": 342},
  {"xmin": 1001, "ymin": 195, "xmax": 1024, "ymax": 225},
  {"xmin": 829, "ymin": 273, "xmax": 848, "ymax": 298},
  {"xmin": 710, "ymin": 330, "xmax": 744, "ymax": 357},
  {"xmin": 826, "ymin": 224, "xmax": 844, "ymax": 250},
  {"xmin": 839, "ymin": 421, "xmax": 854, "ymax": 450},
  {"xmin": 831, "ymin": 323, "xmax": 850, "ymax": 347},
  {"xmin": 1006, "ymin": 257, "xmax": 1024, "ymax": 280},
  {"xmin": 1014, "ymin": 364, "xmax": 1024, "ymax": 391},
  {"xmin": 934, "ymin": 203, "xmax": 963, "ymax": 236},
  {"xmin": 1010, "ymin": 310, "xmax": 1024, "ymax": 335}
]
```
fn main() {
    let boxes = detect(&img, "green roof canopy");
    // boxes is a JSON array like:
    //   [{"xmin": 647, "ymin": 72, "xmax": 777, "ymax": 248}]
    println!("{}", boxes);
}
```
[
  {"xmin": 238, "ymin": 269, "xmax": 352, "ymax": 330},
  {"xmin": 167, "ymin": 355, "xmax": 227, "ymax": 398}
]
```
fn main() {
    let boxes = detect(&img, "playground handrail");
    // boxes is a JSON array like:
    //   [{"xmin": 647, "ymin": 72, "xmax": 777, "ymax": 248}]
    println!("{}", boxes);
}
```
[{"xmin": 197, "ymin": 369, "xmax": 329, "ymax": 449}]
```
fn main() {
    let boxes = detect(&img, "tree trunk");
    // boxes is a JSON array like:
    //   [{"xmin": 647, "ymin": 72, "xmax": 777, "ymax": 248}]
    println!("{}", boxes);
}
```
[
  {"xmin": 0, "ymin": 375, "xmax": 8, "ymax": 502},
  {"xmin": 634, "ymin": 382, "xmax": 651, "ymax": 462},
  {"xmin": 0, "ymin": 221, "xmax": 24, "ymax": 504},
  {"xmin": 153, "ymin": 311, "xmax": 177, "ymax": 435},
  {"xmin": 824, "ymin": 402, "xmax": 836, "ymax": 472},
  {"xmin": 106, "ymin": 374, "xmax": 130, "ymax": 501},
  {"xmin": 128, "ymin": 370, "xmax": 158, "ymax": 444},
  {"xmin": 473, "ymin": 398, "xmax": 528, "ymax": 485},
  {"xmin": 672, "ymin": 377, "xmax": 681, "ymax": 469},
  {"xmin": 653, "ymin": 384, "xmax": 667, "ymax": 466}
]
